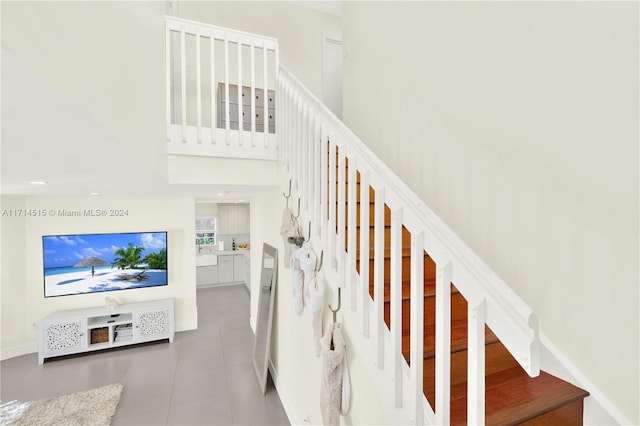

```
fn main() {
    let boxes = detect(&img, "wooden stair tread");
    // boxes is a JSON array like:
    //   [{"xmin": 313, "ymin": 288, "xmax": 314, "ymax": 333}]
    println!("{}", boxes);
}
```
[{"xmin": 449, "ymin": 367, "xmax": 589, "ymax": 425}]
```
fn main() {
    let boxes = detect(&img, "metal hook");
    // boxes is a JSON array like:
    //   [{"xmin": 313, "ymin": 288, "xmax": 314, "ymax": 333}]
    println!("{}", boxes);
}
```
[
  {"xmin": 293, "ymin": 198, "xmax": 301, "ymax": 219},
  {"xmin": 303, "ymin": 221, "xmax": 311, "ymax": 242},
  {"xmin": 329, "ymin": 287, "xmax": 341, "ymax": 324},
  {"xmin": 314, "ymin": 250, "xmax": 323, "ymax": 272},
  {"xmin": 283, "ymin": 180, "xmax": 292, "ymax": 208}
]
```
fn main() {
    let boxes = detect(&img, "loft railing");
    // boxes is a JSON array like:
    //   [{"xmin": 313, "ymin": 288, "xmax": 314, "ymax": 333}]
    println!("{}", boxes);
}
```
[
  {"xmin": 277, "ymin": 66, "xmax": 541, "ymax": 424},
  {"xmin": 165, "ymin": 16, "xmax": 278, "ymax": 159}
]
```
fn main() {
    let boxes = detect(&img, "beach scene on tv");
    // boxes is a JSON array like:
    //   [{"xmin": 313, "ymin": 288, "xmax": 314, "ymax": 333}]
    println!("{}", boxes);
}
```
[{"xmin": 43, "ymin": 232, "xmax": 168, "ymax": 298}]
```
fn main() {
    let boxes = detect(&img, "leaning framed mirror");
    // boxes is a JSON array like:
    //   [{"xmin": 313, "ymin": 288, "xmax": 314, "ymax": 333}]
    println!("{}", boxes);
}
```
[{"xmin": 252, "ymin": 243, "xmax": 278, "ymax": 395}]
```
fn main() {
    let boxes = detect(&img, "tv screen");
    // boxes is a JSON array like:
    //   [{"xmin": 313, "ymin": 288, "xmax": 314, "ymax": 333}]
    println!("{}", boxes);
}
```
[{"xmin": 43, "ymin": 231, "xmax": 168, "ymax": 298}]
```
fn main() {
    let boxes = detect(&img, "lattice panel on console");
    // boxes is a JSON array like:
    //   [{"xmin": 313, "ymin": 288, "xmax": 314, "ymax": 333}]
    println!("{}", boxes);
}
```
[
  {"xmin": 44, "ymin": 321, "xmax": 83, "ymax": 353},
  {"xmin": 137, "ymin": 310, "xmax": 168, "ymax": 338}
]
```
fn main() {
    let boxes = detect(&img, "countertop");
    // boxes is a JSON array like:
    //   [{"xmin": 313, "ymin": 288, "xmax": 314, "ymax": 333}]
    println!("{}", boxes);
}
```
[{"xmin": 213, "ymin": 249, "xmax": 250, "ymax": 258}]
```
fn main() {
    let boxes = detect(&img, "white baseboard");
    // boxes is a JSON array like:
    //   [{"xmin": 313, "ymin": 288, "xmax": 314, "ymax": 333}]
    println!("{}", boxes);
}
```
[
  {"xmin": 1, "ymin": 343, "xmax": 37, "ymax": 361},
  {"xmin": 268, "ymin": 359, "xmax": 306, "ymax": 425},
  {"xmin": 539, "ymin": 333, "xmax": 632, "ymax": 425}
]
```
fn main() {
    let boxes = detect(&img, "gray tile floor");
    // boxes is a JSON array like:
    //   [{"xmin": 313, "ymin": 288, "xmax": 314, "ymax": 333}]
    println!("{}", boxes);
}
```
[{"xmin": 0, "ymin": 285, "xmax": 290, "ymax": 425}]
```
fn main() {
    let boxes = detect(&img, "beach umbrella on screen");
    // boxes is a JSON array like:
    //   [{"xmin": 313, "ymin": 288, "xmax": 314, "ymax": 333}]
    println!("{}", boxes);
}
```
[{"xmin": 74, "ymin": 256, "xmax": 110, "ymax": 277}]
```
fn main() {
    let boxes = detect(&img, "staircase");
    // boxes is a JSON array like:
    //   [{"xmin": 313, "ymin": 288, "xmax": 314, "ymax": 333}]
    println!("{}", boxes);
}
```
[
  {"xmin": 340, "ymin": 153, "xmax": 589, "ymax": 424},
  {"xmin": 277, "ymin": 66, "xmax": 590, "ymax": 424},
  {"xmin": 165, "ymin": 17, "xmax": 590, "ymax": 424}
]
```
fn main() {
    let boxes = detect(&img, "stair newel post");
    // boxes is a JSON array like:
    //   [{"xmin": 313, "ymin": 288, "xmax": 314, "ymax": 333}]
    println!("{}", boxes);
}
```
[
  {"xmin": 410, "ymin": 230, "xmax": 425, "ymax": 425},
  {"xmin": 390, "ymin": 206, "xmax": 404, "ymax": 408},
  {"xmin": 347, "ymin": 154, "xmax": 358, "ymax": 312},
  {"xmin": 374, "ymin": 186, "xmax": 386, "ymax": 370},
  {"xmin": 337, "ymin": 144, "xmax": 347, "ymax": 289},
  {"xmin": 327, "ymin": 137, "xmax": 337, "ymax": 270},
  {"xmin": 467, "ymin": 298, "xmax": 486, "ymax": 425},
  {"xmin": 435, "ymin": 260, "xmax": 452, "ymax": 425},
  {"xmin": 359, "ymin": 169, "xmax": 371, "ymax": 339}
]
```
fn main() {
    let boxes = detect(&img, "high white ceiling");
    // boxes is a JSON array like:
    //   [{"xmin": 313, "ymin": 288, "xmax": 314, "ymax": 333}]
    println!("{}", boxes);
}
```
[{"xmin": 0, "ymin": 45, "xmax": 265, "ymax": 203}]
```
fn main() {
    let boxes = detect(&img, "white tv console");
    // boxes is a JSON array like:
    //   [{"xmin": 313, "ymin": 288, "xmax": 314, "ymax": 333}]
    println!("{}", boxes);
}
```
[{"xmin": 38, "ymin": 298, "xmax": 174, "ymax": 364}]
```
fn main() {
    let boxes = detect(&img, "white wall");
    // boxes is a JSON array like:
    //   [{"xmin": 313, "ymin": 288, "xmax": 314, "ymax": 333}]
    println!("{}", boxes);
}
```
[
  {"xmin": 0, "ymin": 195, "xmax": 198, "ymax": 360},
  {"xmin": 250, "ymin": 182, "xmax": 388, "ymax": 425},
  {"xmin": 342, "ymin": 2, "xmax": 639, "ymax": 424},
  {"xmin": 1, "ymin": 1, "xmax": 170, "ymax": 181},
  {"xmin": 176, "ymin": 1, "xmax": 342, "ymax": 99}
]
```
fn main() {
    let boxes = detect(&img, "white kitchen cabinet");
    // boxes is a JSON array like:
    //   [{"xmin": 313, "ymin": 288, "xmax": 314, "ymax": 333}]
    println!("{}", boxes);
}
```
[
  {"xmin": 217, "ymin": 205, "xmax": 250, "ymax": 234},
  {"xmin": 196, "ymin": 265, "xmax": 218, "ymax": 287},
  {"xmin": 218, "ymin": 256, "xmax": 234, "ymax": 283},
  {"xmin": 39, "ymin": 299, "xmax": 174, "ymax": 364},
  {"xmin": 233, "ymin": 255, "xmax": 245, "ymax": 283}
]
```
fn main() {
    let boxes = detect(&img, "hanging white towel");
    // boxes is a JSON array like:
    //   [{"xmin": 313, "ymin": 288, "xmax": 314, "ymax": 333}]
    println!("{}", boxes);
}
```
[
  {"xmin": 280, "ymin": 207, "xmax": 296, "ymax": 268},
  {"xmin": 290, "ymin": 248, "xmax": 305, "ymax": 315},
  {"xmin": 320, "ymin": 323, "xmax": 351, "ymax": 425},
  {"xmin": 306, "ymin": 271, "xmax": 324, "ymax": 357}
]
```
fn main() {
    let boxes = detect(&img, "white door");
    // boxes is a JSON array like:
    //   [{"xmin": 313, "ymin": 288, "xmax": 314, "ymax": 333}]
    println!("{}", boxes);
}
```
[{"xmin": 322, "ymin": 35, "xmax": 343, "ymax": 119}]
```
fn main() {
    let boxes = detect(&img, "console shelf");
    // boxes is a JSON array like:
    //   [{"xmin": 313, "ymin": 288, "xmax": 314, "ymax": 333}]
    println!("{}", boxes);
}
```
[{"xmin": 38, "ymin": 298, "xmax": 174, "ymax": 364}]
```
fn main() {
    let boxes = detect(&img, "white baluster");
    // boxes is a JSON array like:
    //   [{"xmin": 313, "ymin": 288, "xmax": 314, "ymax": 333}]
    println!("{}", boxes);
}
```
[
  {"xmin": 196, "ymin": 29, "xmax": 202, "ymax": 143},
  {"xmin": 210, "ymin": 31, "xmax": 216, "ymax": 145},
  {"xmin": 410, "ymin": 230, "xmax": 425, "ymax": 424},
  {"xmin": 390, "ymin": 206, "xmax": 403, "ymax": 408},
  {"xmin": 237, "ymin": 40, "xmax": 243, "ymax": 144},
  {"xmin": 337, "ymin": 144, "xmax": 347, "ymax": 286},
  {"xmin": 468, "ymin": 299, "xmax": 486, "ymax": 425},
  {"xmin": 359, "ymin": 169, "xmax": 371, "ymax": 339},
  {"xmin": 180, "ymin": 26, "xmax": 186, "ymax": 143},
  {"xmin": 328, "ymin": 138, "xmax": 337, "ymax": 269},
  {"xmin": 224, "ymin": 35, "xmax": 230, "ymax": 144},
  {"xmin": 347, "ymin": 155, "xmax": 358, "ymax": 311},
  {"xmin": 165, "ymin": 23, "xmax": 172, "ymax": 142},
  {"xmin": 374, "ymin": 186, "xmax": 385, "ymax": 370},
  {"xmin": 435, "ymin": 261, "xmax": 452, "ymax": 425},
  {"xmin": 250, "ymin": 41, "xmax": 256, "ymax": 144}
]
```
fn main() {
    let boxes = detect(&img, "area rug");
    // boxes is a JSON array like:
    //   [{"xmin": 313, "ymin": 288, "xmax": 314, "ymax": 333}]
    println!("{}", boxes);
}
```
[{"xmin": 0, "ymin": 383, "xmax": 123, "ymax": 426}]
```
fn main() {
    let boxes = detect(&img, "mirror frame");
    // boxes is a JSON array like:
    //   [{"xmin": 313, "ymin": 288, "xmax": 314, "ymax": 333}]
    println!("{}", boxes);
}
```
[{"xmin": 252, "ymin": 243, "xmax": 278, "ymax": 395}]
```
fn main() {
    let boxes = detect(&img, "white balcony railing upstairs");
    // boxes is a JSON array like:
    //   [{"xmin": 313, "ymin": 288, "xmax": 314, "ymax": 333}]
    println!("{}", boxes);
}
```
[
  {"xmin": 165, "ymin": 16, "xmax": 278, "ymax": 159},
  {"xmin": 277, "ymin": 67, "xmax": 541, "ymax": 425}
]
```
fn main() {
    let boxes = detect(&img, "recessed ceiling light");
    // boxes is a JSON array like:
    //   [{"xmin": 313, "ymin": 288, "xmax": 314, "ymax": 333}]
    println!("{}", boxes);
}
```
[
  {"xmin": 217, "ymin": 192, "xmax": 225, "ymax": 196},
  {"xmin": 89, "ymin": 192, "xmax": 100, "ymax": 196},
  {"xmin": 29, "ymin": 181, "xmax": 47, "ymax": 185}
]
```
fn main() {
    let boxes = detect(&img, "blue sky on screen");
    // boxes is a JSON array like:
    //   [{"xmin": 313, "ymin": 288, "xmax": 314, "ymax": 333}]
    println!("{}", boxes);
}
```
[{"xmin": 43, "ymin": 232, "xmax": 167, "ymax": 269}]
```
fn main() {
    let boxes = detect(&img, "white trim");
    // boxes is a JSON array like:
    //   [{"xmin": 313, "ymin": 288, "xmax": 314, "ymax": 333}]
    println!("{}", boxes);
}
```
[
  {"xmin": 539, "ymin": 333, "xmax": 632, "ymax": 426},
  {"xmin": 268, "ymin": 359, "xmax": 302, "ymax": 425},
  {"xmin": 1, "ymin": 343, "xmax": 37, "ymax": 361}
]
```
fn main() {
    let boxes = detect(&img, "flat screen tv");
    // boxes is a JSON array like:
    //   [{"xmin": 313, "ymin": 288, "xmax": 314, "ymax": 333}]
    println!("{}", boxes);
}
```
[{"xmin": 42, "ymin": 231, "xmax": 168, "ymax": 298}]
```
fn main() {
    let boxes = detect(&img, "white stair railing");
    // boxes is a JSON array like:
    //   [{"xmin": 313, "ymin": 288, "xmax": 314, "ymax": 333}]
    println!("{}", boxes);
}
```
[
  {"xmin": 277, "ymin": 65, "xmax": 541, "ymax": 424},
  {"xmin": 165, "ymin": 16, "xmax": 278, "ymax": 159}
]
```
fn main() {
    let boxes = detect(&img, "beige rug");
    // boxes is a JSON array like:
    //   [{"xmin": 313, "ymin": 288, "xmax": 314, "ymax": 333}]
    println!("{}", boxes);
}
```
[{"xmin": 0, "ymin": 383, "xmax": 123, "ymax": 426}]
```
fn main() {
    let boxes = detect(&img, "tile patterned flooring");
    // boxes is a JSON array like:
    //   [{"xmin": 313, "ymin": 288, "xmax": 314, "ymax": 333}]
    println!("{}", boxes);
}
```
[{"xmin": 0, "ymin": 285, "xmax": 290, "ymax": 425}]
